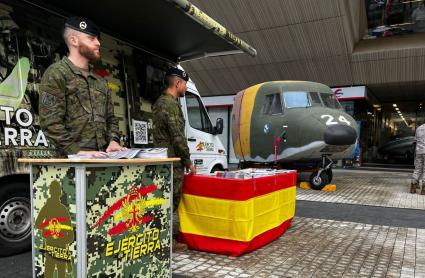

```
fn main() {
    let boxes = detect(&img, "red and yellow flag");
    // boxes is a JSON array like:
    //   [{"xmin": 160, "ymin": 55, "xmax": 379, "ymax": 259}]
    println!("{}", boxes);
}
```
[{"xmin": 178, "ymin": 172, "xmax": 296, "ymax": 256}]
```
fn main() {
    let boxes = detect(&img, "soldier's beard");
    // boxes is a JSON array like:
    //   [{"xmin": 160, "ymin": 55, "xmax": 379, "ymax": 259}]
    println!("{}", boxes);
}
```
[
  {"xmin": 178, "ymin": 89, "xmax": 185, "ymax": 97},
  {"xmin": 78, "ymin": 43, "xmax": 100, "ymax": 62}
]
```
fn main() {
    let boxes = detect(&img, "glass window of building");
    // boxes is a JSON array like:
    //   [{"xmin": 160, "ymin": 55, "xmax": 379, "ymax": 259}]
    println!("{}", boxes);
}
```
[
  {"xmin": 365, "ymin": 0, "xmax": 425, "ymax": 38},
  {"xmin": 282, "ymin": 92, "xmax": 310, "ymax": 108},
  {"xmin": 375, "ymin": 102, "xmax": 421, "ymax": 164}
]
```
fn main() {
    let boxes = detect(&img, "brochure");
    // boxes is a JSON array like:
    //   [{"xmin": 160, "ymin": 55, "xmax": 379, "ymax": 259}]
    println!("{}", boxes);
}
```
[
  {"xmin": 137, "ymin": 148, "xmax": 168, "ymax": 158},
  {"xmin": 67, "ymin": 148, "xmax": 168, "ymax": 159}
]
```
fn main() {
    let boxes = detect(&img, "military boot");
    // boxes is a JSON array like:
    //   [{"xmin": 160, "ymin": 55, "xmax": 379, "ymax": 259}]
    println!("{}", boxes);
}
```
[{"xmin": 411, "ymin": 182, "xmax": 418, "ymax": 194}]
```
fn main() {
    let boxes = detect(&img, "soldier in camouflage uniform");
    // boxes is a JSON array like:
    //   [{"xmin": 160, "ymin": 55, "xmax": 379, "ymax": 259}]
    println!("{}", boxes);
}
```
[
  {"xmin": 39, "ymin": 16, "xmax": 123, "ymax": 157},
  {"xmin": 35, "ymin": 180, "xmax": 74, "ymax": 278},
  {"xmin": 411, "ymin": 123, "xmax": 425, "ymax": 194},
  {"xmin": 152, "ymin": 68, "xmax": 196, "ymax": 251}
]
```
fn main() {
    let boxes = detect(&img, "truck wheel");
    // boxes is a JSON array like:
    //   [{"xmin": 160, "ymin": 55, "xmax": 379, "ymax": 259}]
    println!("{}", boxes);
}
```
[
  {"xmin": 0, "ymin": 182, "xmax": 31, "ymax": 256},
  {"xmin": 309, "ymin": 171, "xmax": 329, "ymax": 190},
  {"xmin": 211, "ymin": 165, "xmax": 223, "ymax": 174}
]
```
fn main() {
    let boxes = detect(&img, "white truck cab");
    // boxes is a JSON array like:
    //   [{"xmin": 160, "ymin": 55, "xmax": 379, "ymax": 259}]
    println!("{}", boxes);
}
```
[{"xmin": 181, "ymin": 76, "xmax": 228, "ymax": 174}]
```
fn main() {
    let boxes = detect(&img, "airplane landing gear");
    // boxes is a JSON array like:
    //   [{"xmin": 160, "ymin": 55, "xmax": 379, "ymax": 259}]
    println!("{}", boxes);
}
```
[{"xmin": 309, "ymin": 155, "xmax": 333, "ymax": 190}]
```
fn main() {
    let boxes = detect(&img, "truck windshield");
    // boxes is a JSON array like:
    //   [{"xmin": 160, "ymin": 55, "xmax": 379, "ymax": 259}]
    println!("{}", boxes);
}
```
[
  {"xmin": 185, "ymin": 92, "xmax": 214, "ymax": 134},
  {"xmin": 282, "ymin": 92, "xmax": 311, "ymax": 108}
]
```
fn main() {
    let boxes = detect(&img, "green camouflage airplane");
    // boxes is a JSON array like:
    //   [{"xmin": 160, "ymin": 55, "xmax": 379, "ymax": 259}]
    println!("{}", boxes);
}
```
[{"xmin": 232, "ymin": 81, "xmax": 358, "ymax": 190}]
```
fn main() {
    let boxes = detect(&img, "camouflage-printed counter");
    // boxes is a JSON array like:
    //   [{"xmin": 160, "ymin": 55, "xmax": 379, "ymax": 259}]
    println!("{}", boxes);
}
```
[{"xmin": 18, "ymin": 158, "xmax": 179, "ymax": 278}]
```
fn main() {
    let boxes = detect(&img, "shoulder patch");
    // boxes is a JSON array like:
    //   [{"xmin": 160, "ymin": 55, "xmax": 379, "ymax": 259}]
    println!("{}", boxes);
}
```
[{"xmin": 41, "ymin": 93, "xmax": 56, "ymax": 107}]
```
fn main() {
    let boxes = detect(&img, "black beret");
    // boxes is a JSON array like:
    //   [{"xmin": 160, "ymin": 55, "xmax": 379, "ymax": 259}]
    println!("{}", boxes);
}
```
[
  {"xmin": 165, "ymin": 67, "xmax": 189, "ymax": 82},
  {"xmin": 65, "ymin": 16, "xmax": 100, "ymax": 37}
]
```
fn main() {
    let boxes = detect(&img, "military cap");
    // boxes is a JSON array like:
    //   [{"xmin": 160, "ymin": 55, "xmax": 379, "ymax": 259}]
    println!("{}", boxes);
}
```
[
  {"xmin": 65, "ymin": 16, "xmax": 100, "ymax": 37},
  {"xmin": 165, "ymin": 67, "xmax": 189, "ymax": 82}
]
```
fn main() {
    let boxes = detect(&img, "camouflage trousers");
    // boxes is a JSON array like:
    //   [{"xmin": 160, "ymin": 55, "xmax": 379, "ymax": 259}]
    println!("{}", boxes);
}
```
[
  {"xmin": 412, "ymin": 154, "xmax": 425, "ymax": 183},
  {"xmin": 173, "ymin": 166, "xmax": 184, "ymax": 212}
]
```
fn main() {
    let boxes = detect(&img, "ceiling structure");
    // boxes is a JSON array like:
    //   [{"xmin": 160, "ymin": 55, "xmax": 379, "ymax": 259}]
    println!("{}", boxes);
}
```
[
  {"xmin": 182, "ymin": 0, "xmax": 425, "ymax": 103},
  {"xmin": 18, "ymin": 0, "xmax": 256, "ymax": 62}
]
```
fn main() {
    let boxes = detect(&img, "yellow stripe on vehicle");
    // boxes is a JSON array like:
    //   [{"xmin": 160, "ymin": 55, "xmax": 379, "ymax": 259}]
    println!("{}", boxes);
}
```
[{"xmin": 239, "ymin": 83, "xmax": 263, "ymax": 157}]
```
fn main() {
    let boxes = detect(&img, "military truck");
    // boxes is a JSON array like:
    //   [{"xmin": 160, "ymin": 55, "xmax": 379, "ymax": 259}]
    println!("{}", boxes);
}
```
[{"xmin": 0, "ymin": 0, "xmax": 256, "ymax": 256}]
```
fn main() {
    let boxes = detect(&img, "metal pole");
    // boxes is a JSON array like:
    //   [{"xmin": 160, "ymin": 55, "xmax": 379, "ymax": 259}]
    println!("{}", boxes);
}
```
[
  {"xmin": 120, "ymin": 53, "xmax": 134, "ymax": 148},
  {"xmin": 168, "ymin": 0, "xmax": 257, "ymax": 58}
]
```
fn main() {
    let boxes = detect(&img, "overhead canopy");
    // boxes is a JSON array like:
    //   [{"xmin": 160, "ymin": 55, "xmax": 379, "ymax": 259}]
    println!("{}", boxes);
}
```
[{"xmin": 21, "ymin": 0, "xmax": 257, "ymax": 62}]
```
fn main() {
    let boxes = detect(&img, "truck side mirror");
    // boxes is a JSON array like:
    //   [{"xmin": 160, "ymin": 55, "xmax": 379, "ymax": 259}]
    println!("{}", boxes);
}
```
[{"xmin": 215, "ymin": 118, "xmax": 224, "ymax": 135}]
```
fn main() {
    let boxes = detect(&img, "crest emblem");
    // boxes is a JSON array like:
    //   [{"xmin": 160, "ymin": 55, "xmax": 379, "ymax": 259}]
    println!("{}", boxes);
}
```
[
  {"xmin": 264, "ymin": 124, "xmax": 270, "ymax": 134},
  {"xmin": 92, "ymin": 185, "xmax": 165, "ymax": 236},
  {"xmin": 37, "ymin": 217, "xmax": 72, "ymax": 238},
  {"xmin": 79, "ymin": 21, "xmax": 87, "ymax": 30}
]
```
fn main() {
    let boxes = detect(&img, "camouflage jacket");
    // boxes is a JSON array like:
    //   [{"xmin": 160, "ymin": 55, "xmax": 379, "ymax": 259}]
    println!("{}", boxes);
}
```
[
  {"xmin": 39, "ymin": 57, "xmax": 119, "ymax": 155},
  {"xmin": 416, "ymin": 124, "xmax": 425, "ymax": 155},
  {"xmin": 152, "ymin": 92, "xmax": 191, "ymax": 168}
]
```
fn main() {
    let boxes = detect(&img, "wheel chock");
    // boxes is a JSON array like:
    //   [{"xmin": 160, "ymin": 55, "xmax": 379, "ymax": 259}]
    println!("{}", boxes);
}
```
[
  {"xmin": 299, "ymin": 181, "xmax": 312, "ymax": 189},
  {"xmin": 298, "ymin": 182, "xmax": 336, "ymax": 192},
  {"xmin": 322, "ymin": 184, "xmax": 336, "ymax": 192}
]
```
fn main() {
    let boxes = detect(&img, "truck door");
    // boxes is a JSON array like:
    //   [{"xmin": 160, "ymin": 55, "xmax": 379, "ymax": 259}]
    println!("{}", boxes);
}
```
[{"xmin": 181, "ymin": 91, "xmax": 220, "ymax": 174}]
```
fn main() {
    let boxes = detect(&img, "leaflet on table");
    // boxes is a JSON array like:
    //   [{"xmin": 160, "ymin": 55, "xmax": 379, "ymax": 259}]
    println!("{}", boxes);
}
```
[
  {"xmin": 107, "ymin": 149, "xmax": 141, "ymax": 159},
  {"xmin": 212, "ymin": 168, "xmax": 296, "ymax": 179},
  {"xmin": 137, "ymin": 148, "xmax": 168, "ymax": 158},
  {"xmin": 67, "ymin": 148, "xmax": 168, "ymax": 159}
]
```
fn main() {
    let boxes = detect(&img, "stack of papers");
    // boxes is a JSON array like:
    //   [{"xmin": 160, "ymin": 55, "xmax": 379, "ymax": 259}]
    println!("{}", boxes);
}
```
[
  {"xmin": 108, "ymin": 149, "xmax": 142, "ymax": 159},
  {"xmin": 68, "ymin": 148, "xmax": 168, "ymax": 159},
  {"xmin": 213, "ymin": 168, "xmax": 295, "ymax": 179},
  {"xmin": 136, "ymin": 148, "xmax": 168, "ymax": 159}
]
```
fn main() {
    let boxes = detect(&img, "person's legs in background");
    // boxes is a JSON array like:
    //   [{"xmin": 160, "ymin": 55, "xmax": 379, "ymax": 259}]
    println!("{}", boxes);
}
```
[
  {"xmin": 420, "ymin": 154, "xmax": 425, "ymax": 195},
  {"xmin": 411, "ymin": 154, "xmax": 424, "ymax": 194}
]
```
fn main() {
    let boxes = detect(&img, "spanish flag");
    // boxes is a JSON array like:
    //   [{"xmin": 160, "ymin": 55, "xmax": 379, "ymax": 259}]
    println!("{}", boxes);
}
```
[{"xmin": 178, "ymin": 172, "xmax": 296, "ymax": 256}]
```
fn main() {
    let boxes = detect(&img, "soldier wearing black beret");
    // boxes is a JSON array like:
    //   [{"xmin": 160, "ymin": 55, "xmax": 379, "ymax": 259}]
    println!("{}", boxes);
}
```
[
  {"xmin": 152, "ymin": 67, "xmax": 196, "ymax": 251},
  {"xmin": 164, "ymin": 67, "xmax": 189, "ymax": 82},
  {"xmin": 39, "ymin": 16, "xmax": 125, "ymax": 158},
  {"xmin": 64, "ymin": 16, "xmax": 100, "ymax": 37}
]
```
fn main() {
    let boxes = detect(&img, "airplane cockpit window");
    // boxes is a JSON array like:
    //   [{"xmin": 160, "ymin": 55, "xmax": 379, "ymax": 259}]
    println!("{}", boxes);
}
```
[
  {"xmin": 309, "ymin": 92, "xmax": 323, "ymax": 106},
  {"xmin": 261, "ymin": 95, "xmax": 273, "ymax": 114},
  {"xmin": 185, "ymin": 92, "xmax": 214, "ymax": 133},
  {"xmin": 262, "ymin": 94, "xmax": 283, "ymax": 114},
  {"xmin": 282, "ymin": 92, "xmax": 311, "ymax": 108},
  {"xmin": 320, "ymin": 93, "xmax": 342, "ymax": 109}
]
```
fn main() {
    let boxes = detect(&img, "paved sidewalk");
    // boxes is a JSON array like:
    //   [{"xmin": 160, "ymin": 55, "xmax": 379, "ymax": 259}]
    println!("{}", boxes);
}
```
[
  {"xmin": 4, "ymin": 169, "xmax": 425, "ymax": 277},
  {"xmin": 172, "ymin": 217, "xmax": 425, "ymax": 278},
  {"xmin": 297, "ymin": 169, "xmax": 425, "ymax": 210}
]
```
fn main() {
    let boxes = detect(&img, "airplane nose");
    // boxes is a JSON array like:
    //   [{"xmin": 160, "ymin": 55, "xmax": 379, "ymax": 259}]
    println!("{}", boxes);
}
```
[{"xmin": 323, "ymin": 124, "xmax": 357, "ymax": 145}]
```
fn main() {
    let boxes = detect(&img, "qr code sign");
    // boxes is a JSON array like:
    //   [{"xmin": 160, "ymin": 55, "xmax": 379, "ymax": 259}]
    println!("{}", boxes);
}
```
[{"xmin": 133, "ymin": 120, "xmax": 148, "ymax": 144}]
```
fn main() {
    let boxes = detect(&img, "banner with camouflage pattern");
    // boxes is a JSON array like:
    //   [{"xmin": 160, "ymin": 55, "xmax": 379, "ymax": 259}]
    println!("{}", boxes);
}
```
[
  {"xmin": 86, "ymin": 164, "xmax": 172, "ymax": 277},
  {"xmin": 32, "ymin": 165, "xmax": 76, "ymax": 278}
]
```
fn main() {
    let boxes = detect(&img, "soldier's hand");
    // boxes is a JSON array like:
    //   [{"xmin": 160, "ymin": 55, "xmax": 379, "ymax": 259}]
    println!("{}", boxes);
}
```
[
  {"xmin": 77, "ymin": 151, "xmax": 109, "ymax": 158},
  {"xmin": 106, "ymin": 141, "xmax": 127, "ymax": 152},
  {"xmin": 188, "ymin": 164, "xmax": 197, "ymax": 175}
]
